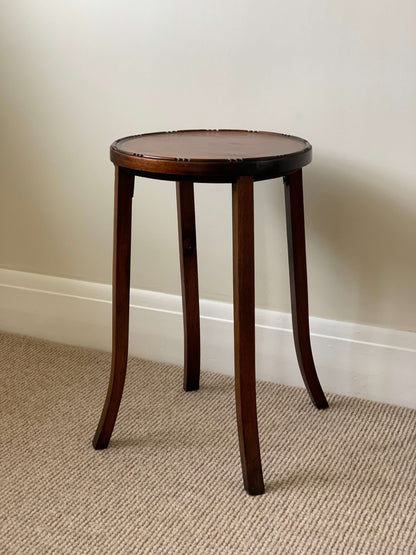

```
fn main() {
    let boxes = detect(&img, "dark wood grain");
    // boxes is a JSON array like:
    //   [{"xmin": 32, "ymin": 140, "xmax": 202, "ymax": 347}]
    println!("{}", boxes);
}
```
[
  {"xmin": 284, "ymin": 170, "xmax": 329, "ymax": 410},
  {"xmin": 110, "ymin": 130, "xmax": 312, "ymax": 182},
  {"xmin": 232, "ymin": 176, "xmax": 265, "ymax": 495},
  {"xmin": 92, "ymin": 129, "xmax": 326, "ymax": 495},
  {"xmin": 176, "ymin": 181, "xmax": 200, "ymax": 391},
  {"xmin": 93, "ymin": 166, "xmax": 135, "ymax": 449}
]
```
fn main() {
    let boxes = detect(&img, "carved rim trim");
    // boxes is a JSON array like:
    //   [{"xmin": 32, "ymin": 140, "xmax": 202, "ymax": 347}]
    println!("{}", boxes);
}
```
[{"xmin": 110, "ymin": 129, "xmax": 311, "ymax": 164}]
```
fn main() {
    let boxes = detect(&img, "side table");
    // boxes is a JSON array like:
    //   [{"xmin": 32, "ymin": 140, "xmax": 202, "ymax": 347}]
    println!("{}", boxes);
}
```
[{"xmin": 92, "ymin": 129, "xmax": 328, "ymax": 495}]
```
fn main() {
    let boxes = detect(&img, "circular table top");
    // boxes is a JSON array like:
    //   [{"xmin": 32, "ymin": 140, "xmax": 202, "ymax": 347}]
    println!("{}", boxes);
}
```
[{"xmin": 110, "ymin": 130, "xmax": 312, "ymax": 182}]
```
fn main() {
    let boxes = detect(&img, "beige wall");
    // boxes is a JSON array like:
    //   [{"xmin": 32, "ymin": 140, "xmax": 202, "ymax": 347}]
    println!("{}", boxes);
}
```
[{"xmin": 1, "ymin": 0, "xmax": 415, "ymax": 332}]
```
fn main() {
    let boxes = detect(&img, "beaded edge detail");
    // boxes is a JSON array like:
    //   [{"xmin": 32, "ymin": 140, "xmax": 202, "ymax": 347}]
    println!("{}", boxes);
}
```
[{"xmin": 111, "ymin": 129, "xmax": 311, "ymax": 162}]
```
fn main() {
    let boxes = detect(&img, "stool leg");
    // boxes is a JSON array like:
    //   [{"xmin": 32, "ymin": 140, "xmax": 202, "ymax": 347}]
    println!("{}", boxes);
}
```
[
  {"xmin": 283, "ymin": 169, "xmax": 328, "ymax": 410},
  {"xmin": 232, "ymin": 176, "xmax": 265, "ymax": 495},
  {"xmin": 93, "ymin": 166, "xmax": 135, "ymax": 449},
  {"xmin": 176, "ymin": 181, "xmax": 200, "ymax": 391}
]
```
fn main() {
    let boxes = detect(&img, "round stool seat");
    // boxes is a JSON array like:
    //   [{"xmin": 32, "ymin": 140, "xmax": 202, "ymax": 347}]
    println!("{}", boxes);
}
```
[{"xmin": 110, "ymin": 129, "xmax": 312, "ymax": 182}]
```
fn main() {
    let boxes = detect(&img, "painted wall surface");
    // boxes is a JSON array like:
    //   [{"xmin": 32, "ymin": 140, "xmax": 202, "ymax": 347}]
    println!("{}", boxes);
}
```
[{"xmin": 1, "ymin": 0, "xmax": 415, "ymax": 332}]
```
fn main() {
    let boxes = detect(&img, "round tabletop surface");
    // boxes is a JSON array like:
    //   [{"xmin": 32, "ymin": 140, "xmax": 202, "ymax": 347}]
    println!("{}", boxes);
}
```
[{"xmin": 110, "ymin": 130, "xmax": 312, "ymax": 182}]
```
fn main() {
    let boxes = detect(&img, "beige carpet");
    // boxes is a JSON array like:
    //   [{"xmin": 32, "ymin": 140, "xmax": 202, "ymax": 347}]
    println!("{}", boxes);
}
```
[{"xmin": 0, "ymin": 332, "xmax": 415, "ymax": 554}]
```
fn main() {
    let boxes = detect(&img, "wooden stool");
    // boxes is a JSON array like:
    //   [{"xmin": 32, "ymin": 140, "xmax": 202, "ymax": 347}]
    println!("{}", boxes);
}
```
[{"xmin": 92, "ymin": 130, "xmax": 328, "ymax": 495}]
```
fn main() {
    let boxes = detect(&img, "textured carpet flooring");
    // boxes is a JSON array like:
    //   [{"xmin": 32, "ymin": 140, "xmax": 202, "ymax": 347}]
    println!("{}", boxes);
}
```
[{"xmin": 0, "ymin": 331, "xmax": 415, "ymax": 554}]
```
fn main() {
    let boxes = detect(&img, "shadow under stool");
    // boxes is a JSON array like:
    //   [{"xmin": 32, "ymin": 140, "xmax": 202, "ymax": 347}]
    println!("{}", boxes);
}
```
[{"xmin": 92, "ymin": 129, "xmax": 328, "ymax": 495}]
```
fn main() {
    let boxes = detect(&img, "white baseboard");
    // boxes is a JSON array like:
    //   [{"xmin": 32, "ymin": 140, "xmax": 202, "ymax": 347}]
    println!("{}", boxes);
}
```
[{"xmin": 0, "ymin": 268, "xmax": 415, "ymax": 409}]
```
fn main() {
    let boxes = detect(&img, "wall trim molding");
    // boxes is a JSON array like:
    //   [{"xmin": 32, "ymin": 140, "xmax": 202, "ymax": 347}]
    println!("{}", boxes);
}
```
[{"xmin": 1, "ymin": 268, "xmax": 415, "ymax": 409}]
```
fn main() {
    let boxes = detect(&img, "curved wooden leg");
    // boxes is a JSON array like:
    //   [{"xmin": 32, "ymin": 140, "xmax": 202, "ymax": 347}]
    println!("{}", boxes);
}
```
[
  {"xmin": 232, "ymin": 176, "xmax": 265, "ymax": 495},
  {"xmin": 176, "ymin": 181, "xmax": 201, "ymax": 391},
  {"xmin": 283, "ymin": 169, "xmax": 329, "ymax": 410},
  {"xmin": 93, "ymin": 166, "xmax": 135, "ymax": 449}
]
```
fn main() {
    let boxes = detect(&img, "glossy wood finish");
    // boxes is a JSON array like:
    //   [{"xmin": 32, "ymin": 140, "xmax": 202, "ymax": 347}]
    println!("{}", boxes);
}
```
[
  {"xmin": 93, "ymin": 167, "xmax": 135, "ymax": 449},
  {"xmin": 176, "ymin": 181, "xmax": 200, "ymax": 391},
  {"xmin": 232, "ymin": 176, "xmax": 264, "ymax": 495},
  {"xmin": 284, "ymin": 170, "xmax": 329, "ymax": 409},
  {"xmin": 93, "ymin": 129, "xmax": 328, "ymax": 495},
  {"xmin": 110, "ymin": 130, "xmax": 312, "ymax": 182}
]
